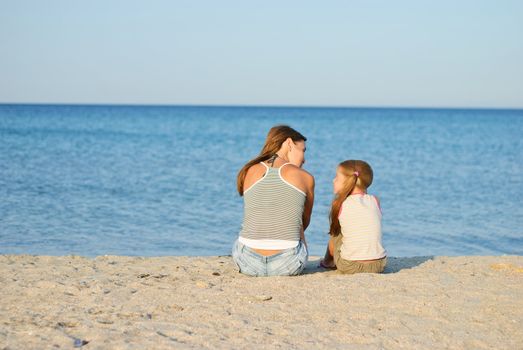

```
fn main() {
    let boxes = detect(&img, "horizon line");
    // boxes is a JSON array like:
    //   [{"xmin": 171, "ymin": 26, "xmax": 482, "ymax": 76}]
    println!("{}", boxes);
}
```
[{"xmin": 0, "ymin": 102, "xmax": 522, "ymax": 112}]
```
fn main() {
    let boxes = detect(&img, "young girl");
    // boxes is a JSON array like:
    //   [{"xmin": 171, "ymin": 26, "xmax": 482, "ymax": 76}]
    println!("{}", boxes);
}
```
[{"xmin": 319, "ymin": 160, "xmax": 387, "ymax": 274}]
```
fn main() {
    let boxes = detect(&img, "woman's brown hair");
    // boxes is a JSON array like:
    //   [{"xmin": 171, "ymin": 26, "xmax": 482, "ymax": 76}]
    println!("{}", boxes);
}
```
[
  {"xmin": 237, "ymin": 125, "xmax": 306, "ymax": 196},
  {"xmin": 329, "ymin": 160, "xmax": 373, "ymax": 236}
]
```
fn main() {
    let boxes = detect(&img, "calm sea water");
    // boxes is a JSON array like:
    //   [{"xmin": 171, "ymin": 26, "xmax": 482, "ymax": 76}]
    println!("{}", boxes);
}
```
[{"xmin": 1, "ymin": 104, "xmax": 522, "ymax": 257}]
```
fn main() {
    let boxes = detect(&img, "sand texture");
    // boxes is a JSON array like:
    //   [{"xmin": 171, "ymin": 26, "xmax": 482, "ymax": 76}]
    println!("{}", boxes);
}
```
[{"xmin": 1, "ymin": 255, "xmax": 522, "ymax": 349}]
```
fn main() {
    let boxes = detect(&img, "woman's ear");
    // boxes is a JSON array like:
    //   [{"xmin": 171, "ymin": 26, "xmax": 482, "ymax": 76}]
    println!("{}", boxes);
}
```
[{"xmin": 286, "ymin": 137, "xmax": 293, "ymax": 150}]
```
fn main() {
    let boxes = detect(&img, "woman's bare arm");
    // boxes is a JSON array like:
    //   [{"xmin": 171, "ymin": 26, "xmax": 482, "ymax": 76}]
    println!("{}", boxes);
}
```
[{"xmin": 302, "ymin": 172, "xmax": 315, "ymax": 232}]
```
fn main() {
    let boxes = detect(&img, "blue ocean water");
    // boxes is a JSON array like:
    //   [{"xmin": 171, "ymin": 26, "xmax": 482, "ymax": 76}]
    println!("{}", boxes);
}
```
[{"xmin": 1, "ymin": 104, "xmax": 522, "ymax": 257}]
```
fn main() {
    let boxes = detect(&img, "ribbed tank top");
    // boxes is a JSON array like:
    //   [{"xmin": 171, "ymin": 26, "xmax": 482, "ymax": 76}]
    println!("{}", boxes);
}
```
[
  {"xmin": 339, "ymin": 194, "xmax": 387, "ymax": 260},
  {"xmin": 239, "ymin": 162, "xmax": 306, "ymax": 249}
]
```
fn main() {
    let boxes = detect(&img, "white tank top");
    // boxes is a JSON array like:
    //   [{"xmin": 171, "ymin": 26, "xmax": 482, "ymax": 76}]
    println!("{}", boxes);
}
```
[{"xmin": 339, "ymin": 194, "xmax": 387, "ymax": 260}]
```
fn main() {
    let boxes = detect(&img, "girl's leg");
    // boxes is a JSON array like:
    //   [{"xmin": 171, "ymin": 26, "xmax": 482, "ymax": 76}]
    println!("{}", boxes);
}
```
[{"xmin": 319, "ymin": 237, "xmax": 336, "ymax": 269}]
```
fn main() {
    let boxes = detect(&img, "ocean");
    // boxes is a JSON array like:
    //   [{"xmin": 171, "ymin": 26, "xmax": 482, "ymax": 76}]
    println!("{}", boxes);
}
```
[{"xmin": 1, "ymin": 104, "xmax": 522, "ymax": 257}]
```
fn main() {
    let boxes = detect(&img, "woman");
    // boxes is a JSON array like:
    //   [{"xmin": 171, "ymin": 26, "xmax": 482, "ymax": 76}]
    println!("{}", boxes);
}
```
[{"xmin": 232, "ymin": 125, "xmax": 315, "ymax": 276}]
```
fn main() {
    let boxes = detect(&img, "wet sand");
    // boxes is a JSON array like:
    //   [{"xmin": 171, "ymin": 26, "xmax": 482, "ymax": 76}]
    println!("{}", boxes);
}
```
[{"xmin": 1, "ymin": 255, "xmax": 522, "ymax": 349}]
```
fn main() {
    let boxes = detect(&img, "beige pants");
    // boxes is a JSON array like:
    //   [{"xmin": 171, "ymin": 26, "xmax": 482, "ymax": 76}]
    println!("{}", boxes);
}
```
[{"xmin": 332, "ymin": 234, "xmax": 387, "ymax": 274}]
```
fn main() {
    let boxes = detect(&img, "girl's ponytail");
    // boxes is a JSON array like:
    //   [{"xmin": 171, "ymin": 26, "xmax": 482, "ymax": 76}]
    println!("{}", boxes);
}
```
[{"xmin": 328, "ymin": 160, "xmax": 373, "ymax": 236}]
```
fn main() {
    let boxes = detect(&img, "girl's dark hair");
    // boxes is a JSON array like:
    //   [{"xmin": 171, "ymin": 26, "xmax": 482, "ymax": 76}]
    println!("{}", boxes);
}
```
[
  {"xmin": 237, "ymin": 125, "xmax": 306, "ymax": 196},
  {"xmin": 329, "ymin": 160, "xmax": 373, "ymax": 236}
]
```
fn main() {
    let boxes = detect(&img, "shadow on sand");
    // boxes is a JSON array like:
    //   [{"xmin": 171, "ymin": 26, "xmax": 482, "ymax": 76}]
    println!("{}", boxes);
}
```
[{"xmin": 383, "ymin": 256, "xmax": 434, "ymax": 273}]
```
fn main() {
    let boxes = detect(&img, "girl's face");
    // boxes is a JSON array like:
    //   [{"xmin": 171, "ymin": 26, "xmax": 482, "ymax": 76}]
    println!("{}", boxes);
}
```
[
  {"xmin": 332, "ymin": 167, "xmax": 346, "ymax": 194},
  {"xmin": 288, "ymin": 140, "xmax": 306, "ymax": 168}
]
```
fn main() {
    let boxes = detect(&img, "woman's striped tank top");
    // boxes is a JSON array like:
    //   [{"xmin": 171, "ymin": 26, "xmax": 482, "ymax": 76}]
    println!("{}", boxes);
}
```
[{"xmin": 239, "ymin": 162, "xmax": 306, "ymax": 250}]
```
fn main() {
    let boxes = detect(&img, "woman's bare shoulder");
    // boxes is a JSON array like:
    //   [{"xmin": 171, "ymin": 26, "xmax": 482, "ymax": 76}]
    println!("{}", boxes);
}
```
[
  {"xmin": 281, "ymin": 164, "xmax": 314, "ymax": 180},
  {"xmin": 280, "ymin": 164, "xmax": 314, "ymax": 193},
  {"xmin": 244, "ymin": 163, "xmax": 267, "ymax": 181}
]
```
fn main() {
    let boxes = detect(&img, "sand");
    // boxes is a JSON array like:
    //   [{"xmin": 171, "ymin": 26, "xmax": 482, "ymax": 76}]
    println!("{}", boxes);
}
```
[{"xmin": 1, "ymin": 254, "xmax": 522, "ymax": 349}]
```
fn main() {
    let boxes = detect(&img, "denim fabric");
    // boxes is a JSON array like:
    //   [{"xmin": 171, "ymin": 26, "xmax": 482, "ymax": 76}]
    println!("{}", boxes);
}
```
[{"xmin": 232, "ymin": 239, "xmax": 308, "ymax": 277}]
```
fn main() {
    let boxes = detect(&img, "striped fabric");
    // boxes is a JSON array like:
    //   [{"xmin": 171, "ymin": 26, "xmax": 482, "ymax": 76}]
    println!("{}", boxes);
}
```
[
  {"xmin": 339, "ymin": 194, "xmax": 387, "ymax": 260},
  {"xmin": 239, "ymin": 163, "xmax": 305, "ymax": 249}
]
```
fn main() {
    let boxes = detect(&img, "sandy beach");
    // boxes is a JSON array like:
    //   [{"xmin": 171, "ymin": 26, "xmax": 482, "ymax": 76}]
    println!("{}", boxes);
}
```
[{"xmin": 1, "ymin": 255, "xmax": 522, "ymax": 349}]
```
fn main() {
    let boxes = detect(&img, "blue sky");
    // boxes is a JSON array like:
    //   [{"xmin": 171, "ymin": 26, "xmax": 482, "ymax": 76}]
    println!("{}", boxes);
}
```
[{"xmin": 1, "ymin": 1, "xmax": 522, "ymax": 108}]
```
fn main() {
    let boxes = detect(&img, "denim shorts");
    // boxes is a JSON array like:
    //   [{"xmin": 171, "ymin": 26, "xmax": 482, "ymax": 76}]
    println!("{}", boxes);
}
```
[{"xmin": 232, "ymin": 239, "xmax": 308, "ymax": 277}]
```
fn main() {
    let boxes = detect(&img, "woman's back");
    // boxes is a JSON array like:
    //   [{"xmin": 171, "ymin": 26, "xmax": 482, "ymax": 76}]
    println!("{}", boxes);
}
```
[{"xmin": 239, "ymin": 162, "xmax": 306, "ymax": 248}]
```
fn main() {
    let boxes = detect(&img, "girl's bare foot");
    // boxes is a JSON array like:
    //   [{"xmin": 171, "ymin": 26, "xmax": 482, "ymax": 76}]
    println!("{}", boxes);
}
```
[{"xmin": 319, "ymin": 258, "xmax": 336, "ymax": 269}]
